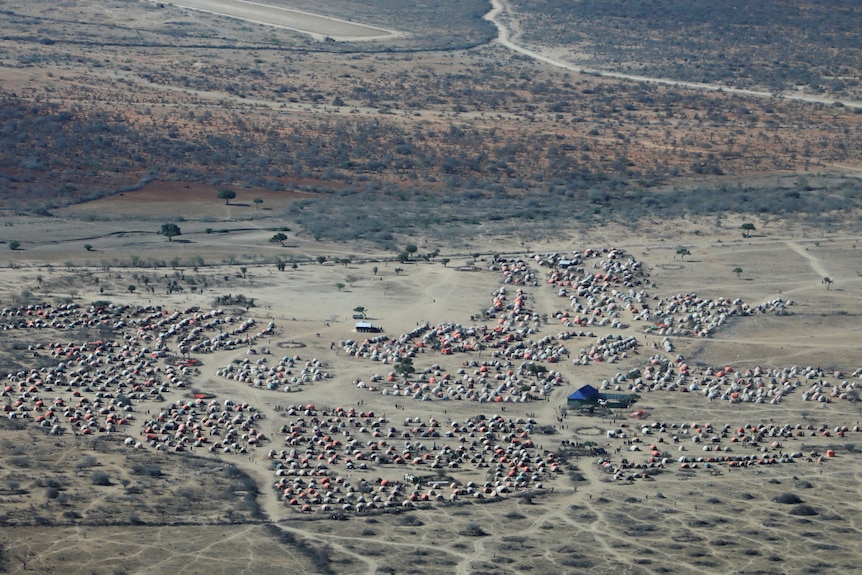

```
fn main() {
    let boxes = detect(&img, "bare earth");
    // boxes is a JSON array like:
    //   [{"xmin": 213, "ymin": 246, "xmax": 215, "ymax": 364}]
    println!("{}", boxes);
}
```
[
  {"xmin": 154, "ymin": 0, "xmax": 403, "ymax": 41},
  {"xmin": 1, "ymin": 1, "xmax": 861, "ymax": 574},
  {"xmin": 1, "ymin": 188, "xmax": 861, "ymax": 574}
]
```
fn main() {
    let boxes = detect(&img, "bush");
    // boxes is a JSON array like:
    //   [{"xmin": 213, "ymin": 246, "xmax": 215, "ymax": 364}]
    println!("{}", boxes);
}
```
[
  {"xmin": 789, "ymin": 505, "xmax": 819, "ymax": 516},
  {"xmin": 773, "ymin": 493, "xmax": 803, "ymax": 505},
  {"xmin": 132, "ymin": 463, "xmax": 163, "ymax": 477},
  {"xmin": 90, "ymin": 471, "xmax": 111, "ymax": 486}
]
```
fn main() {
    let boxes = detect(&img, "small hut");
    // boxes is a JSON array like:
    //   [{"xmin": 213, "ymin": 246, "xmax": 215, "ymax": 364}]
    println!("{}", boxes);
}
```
[{"xmin": 356, "ymin": 322, "xmax": 382, "ymax": 333}]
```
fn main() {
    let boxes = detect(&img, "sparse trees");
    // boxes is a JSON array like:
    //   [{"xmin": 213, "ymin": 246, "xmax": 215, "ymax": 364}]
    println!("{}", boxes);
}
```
[
  {"xmin": 159, "ymin": 223, "xmax": 181, "ymax": 242},
  {"xmin": 218, "ymin": 189, "xmax": 237, "ymax": 205}
]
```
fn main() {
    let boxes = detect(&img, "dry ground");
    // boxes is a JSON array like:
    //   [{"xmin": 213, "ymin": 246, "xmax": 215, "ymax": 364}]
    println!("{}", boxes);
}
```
[
  {"xmin": 1, "ymin": 189, "xmax": 862, "ymax": 574},
  {"xmin": 2, "ymin": 1, "xmax": 862, "ymax": 573}
]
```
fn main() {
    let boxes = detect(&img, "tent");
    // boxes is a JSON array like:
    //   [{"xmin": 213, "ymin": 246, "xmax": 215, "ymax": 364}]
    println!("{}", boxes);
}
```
[{"xmin": 567, "ymin": 384, "xmax": 599, "ymax": 405}]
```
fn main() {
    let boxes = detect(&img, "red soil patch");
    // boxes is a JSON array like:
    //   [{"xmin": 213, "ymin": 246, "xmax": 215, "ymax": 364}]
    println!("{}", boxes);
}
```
[{"xmin": 58, "ymin": 181, "xmax": 312, "ymax": 219}]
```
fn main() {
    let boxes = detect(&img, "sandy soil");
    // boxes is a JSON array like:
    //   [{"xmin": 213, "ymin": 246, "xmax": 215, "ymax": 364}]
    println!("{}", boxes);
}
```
[
  {"xmin": 1, "ymin": 188, "xmax": 862, "ymax": 574},
  {"xmin": 157, "ymin": 0, "xmax": 403, "ymax": 41}
]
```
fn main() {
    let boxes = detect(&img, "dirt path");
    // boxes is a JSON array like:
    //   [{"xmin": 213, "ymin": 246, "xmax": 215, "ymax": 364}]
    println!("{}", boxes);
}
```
[
  {"xmin": 485, "ymin": 0, "xmax": 862, "ymax": 110},
  {"xmin": 786, "ymin": 240, "xmax": 830, "ymax": 279}
]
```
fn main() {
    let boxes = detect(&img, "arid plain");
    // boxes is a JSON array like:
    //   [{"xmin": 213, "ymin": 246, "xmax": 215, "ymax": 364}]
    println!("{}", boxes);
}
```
[{"xmin": 1, "ymin": 0, "xmax": 862, "ymax": 574}]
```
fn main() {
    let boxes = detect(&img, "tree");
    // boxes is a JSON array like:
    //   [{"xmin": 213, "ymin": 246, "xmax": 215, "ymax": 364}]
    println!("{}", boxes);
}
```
[
  {"xmin": 317, "ymin": 255, "xmax": 327, "ymax": 265},
  {"xmin": 335, "ymin": 282, "xmax": 345, "ymax": 292},
  {"xmin": 741, "ymin": 223, "xmax": 756, "ymax": 237},
  {"xmin": 240, "ymin": 267, "xmax": 247, "ymax": 279},
  {"xmin": 405, "ymin": 244, "xmax": 418, "ymax": 259},
  {"xmin": 823, "ymin": 276, "xmax": 833, "ymax": 290},
  {"xmin": 253, "ymin": 198, "xmax": 263, "ymax": 209},
  {"xmin": 394, "ymin": 267, "xmax": 404, "ymax": 276},
  {"xmin": 372, "ymin": 266, "xmax": 378, "ymax": 276},
  {"xmin": 8, "ymin": 240, "xmax": 20, "ymax": 250},
  {"xmin": 395, "ymin": 357, "xmax": 415, "ymax": 376},
  {"xmin": 276, "ymin": 259, "xmax": 286, "ymax": 272},
  {"xmin": 345, "ymin": 275, "xmax": 358, "ymax": 287},
  {"xmin": 127, "ymin": 285, "xmax": 136, "ymax": 293},
  {"xmin": 84, "ymin": 244, "xmax": 93, "ymax": 252},
  {"xmin": 159, "ymin": 223, "xmax": 181, "ymax": 242},
  {"xmin": 733, "ymin": 267, "xmax": 743, "ymax": 279},
  {"xmin": 441, "ymin": 258, "xmax": 450, "ymax": 268},
  {"xmin": 217, "ymin": 189, "xmax": 237, "ymax": 205},
  {"xmin": 676, "ymin": 247, "xmax": 691, "ymax": 260},
  {"xmin": 397, "ymin": 251, "xmax": 410, "ymax": 264},
  {"xmin": 270, "ymin": 232, "xmax": 287, "ymax": 246},
  {"xmin": 353, "ymin": 306, "xmax": 367, "ymax": 319}
]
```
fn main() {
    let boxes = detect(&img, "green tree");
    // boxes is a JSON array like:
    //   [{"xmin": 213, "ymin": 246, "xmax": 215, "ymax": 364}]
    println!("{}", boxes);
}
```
[
  {"xmin": 127, "ymin": 285, "xmax": 136, "ymax": 293},
  {"xmin": 441, "ymin": 258, "xmax": 450, "ymax": 268},
  {"xmin": 676, "ymin": 247, "xmax": 691, "ymax": 260},
  {"xmin": 823, "ymin": 276, "xmax": 833, "ymax": 290},
  {"xmin": 84, "ymin": 244, "xmax": 93, "ymax": 252},
  {"xmin": 159, "ymin": 223, "xmax": 181, "ymax": 242},
  {"xmin": 733, "ymin": 267, "xmax": 743, "ymax": 279},
  {"xmin": 253, "ymin": 198, "xmax": 263, "ymax": 209},
  {"xmin": 405, "ymin": 244, "xmax": 418, "ymax": 259},
  {"xmin": 240, "ymin": 267, "xmax": 247, "ymax": 279},
  {"xmin": 217, "ymin": 189, "xmax": 237, "ymax": 205},
  {"xmin": 397, "ymin": 251, "xmax": 410, "ymax": 264},
  {"xmin": 741, "ymin": 223, "xmax": 756, "ymax": 237},
  {"xmin": 346, "ymin": 275, "xmax": 358, "ymax": 287},
  {"xmin": 372, "ymin": 266, "xmax": 378, "ymax": 276},
  {"xmin": 270, "ymin": 232, "xmax": 288, "ymax": 246},
  {"xmin": 353, "ymin": 306, "xmax": 367, "ymax": 319},
  {"xmin": 394, "ymin": 267, "xmax": 404, "ymax": 276},
  {"xmin": 8, "ymin": 240, "xmax": 20, "ymax": 250},
  {"xmin": 317, "ymin": 255, "xmax": 327, "ymax": 265},
  {"xmin": 276, "ymin": 259, "xmax": 286, "ymax": 272},
  {"xmin": 335, "ymin": 282, "xmax": 345, "ymax": 292},
  {"xmin": 395, "ymin": 357, "xmax": 415, "ymax": 376}
]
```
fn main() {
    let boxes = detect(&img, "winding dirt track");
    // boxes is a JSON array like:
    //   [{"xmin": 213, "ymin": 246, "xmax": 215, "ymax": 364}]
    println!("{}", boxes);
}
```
[{"xmin": 484, "ymin": 0, "xmax": 862, "ymax": 110}]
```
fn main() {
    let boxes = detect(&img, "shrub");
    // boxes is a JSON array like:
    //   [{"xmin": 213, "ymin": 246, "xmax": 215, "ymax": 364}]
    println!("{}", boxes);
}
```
[
  {"xmin": 773, "ymin": 493, "xmax": 803, "ymax": 505},
  {"xmin": 789, "ymin": 505, "xmax": 819, "ymax": 516},
  {"xmin": 90, "ymin": 471, "xmax": 111, "ymax": 486}
]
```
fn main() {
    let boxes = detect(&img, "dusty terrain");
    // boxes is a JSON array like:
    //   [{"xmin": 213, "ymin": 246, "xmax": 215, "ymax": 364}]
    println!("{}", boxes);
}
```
[
  {"xmin": 1, "ymin": 0, "xmax": 862, "ymax": 574},
  {"xmin": 0, "ymin": 189, "xmax": 861, "ymax": 574}
]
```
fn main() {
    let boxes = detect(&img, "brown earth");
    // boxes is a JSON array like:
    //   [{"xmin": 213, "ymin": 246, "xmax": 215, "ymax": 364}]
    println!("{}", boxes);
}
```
[{"xmin": 1, "ymin": 188, "xmax": 861, "ymax": 574}]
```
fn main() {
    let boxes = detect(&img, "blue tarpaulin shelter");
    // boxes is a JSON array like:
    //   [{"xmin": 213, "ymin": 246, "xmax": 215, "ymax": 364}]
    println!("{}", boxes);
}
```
[{"xmin": 567, "ymin": 384, "xmax": 599, "ymax": 404}]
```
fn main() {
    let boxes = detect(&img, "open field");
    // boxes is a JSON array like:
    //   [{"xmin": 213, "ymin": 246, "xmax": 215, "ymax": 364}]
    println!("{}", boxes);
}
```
[
  {"xmin": 157, "ymin": 0, "xmax": 402, "ymax": 41},
  {"xmin": 2, "ymin": 0, "xmax": 862, "ymax": 573}
]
